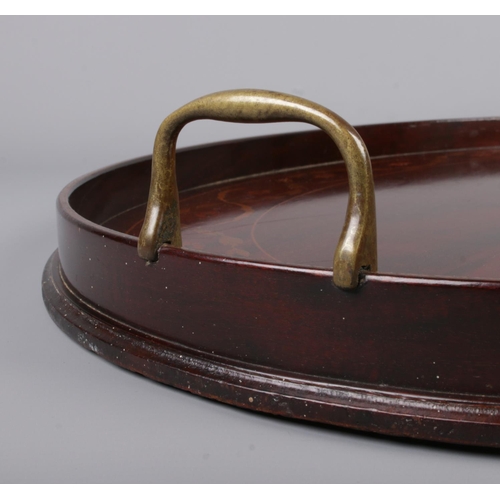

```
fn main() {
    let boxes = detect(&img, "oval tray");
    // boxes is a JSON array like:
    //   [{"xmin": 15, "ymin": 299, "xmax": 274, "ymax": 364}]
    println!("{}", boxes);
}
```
[{"xmin": 43, "ymin": 91, "xmax": 500, "ymax": 447}]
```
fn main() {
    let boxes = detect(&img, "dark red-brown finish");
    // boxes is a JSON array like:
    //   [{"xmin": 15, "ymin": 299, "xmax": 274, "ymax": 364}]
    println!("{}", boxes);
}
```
[{"xmin": 43, "ymin": 118, "xmax": 500, "ymax": 447}]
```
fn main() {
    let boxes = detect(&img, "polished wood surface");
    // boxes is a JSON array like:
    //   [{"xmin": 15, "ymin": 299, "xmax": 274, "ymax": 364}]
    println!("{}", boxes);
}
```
[
  {"xmin": 103, "ymin": 147, "xmax": 500, "ymax": 280},
  {"xmin": 44, "ymin": 118, "xmax": 500, "ymax": 447}
]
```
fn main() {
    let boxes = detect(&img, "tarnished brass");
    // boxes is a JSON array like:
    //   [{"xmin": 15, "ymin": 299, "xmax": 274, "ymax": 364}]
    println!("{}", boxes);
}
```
[{"xmin": 138, "ymin": 89, "xmax": 377, "ymax": 289}]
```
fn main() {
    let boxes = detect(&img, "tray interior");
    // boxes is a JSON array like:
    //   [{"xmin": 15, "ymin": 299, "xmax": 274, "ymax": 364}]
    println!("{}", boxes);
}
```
[{"xmin": 69, "ymin": 121, "xmax": 500, "ymax": 281}]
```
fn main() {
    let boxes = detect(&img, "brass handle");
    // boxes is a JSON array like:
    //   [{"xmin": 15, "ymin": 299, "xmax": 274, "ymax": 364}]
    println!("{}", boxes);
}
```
[{"xmin": 138, "ymin": 89, "xmax": 377, "ymax": 289}]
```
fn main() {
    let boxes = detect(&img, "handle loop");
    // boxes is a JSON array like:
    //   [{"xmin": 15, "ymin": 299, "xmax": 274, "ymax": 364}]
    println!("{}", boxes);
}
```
[{"xmin": 138, "ymin": 89, "xmax": 377, "ymax": 289}]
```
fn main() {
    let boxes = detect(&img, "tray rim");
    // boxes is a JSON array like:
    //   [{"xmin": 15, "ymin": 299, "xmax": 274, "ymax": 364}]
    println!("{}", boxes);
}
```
[{"xmin": 58, "ymin": 123, "xmax": 500, "ymax": 289}]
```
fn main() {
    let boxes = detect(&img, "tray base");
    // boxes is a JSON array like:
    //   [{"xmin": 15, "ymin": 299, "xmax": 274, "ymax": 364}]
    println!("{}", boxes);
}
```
[{"xmin": 43, "ymin": 250, "xmax": 500, "ymax": 448}]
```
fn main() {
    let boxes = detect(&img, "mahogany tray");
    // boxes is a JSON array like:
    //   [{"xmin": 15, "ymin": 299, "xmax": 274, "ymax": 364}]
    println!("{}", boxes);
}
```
[{"xmin": 42, "ymin": 90, "xmax": 500, "ymax": 447}]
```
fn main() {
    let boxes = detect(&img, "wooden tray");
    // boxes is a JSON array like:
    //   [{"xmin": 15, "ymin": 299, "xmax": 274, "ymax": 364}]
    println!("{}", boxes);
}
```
[{"xmin": 42, "ymin": 90, "xmax": 500, "ymax": 447}]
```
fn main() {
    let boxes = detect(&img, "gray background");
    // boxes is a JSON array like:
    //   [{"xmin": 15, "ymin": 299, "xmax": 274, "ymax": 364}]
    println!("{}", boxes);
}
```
[{"xmin": 2, "ymin": 16, "xmax": 500, "ymax": 483}]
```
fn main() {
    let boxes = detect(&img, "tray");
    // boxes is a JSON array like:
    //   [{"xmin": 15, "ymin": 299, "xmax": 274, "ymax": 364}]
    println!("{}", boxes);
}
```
[{"xmin": 42, "ymin": 90, "xmax": 500, "ymax": 447}]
